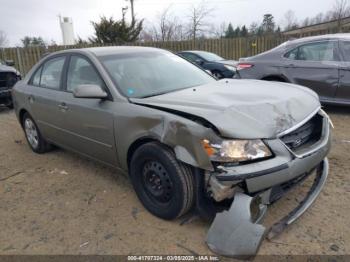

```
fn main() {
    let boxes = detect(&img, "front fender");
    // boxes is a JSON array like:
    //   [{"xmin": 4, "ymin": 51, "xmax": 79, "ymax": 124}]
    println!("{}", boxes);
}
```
[{"xmin": 114, "ymin": 102, "xmax": 216, "ymax": 172}]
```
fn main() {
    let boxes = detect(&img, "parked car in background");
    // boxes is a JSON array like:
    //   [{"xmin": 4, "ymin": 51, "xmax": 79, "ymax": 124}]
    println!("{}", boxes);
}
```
[
  {"xmin": 13, "ymin": 46, "xmax": 331, "ymax": 257},
  {"xmin": 0, "ymin": 59, "xmax": 21, "ymax": 108},
  {"xmin": 177, "ymin": 50, "xmax": 237, "ymax": 79},
  {"xmin": 236, "ymin": 34, "xmax": 350, "ymax": 106}
]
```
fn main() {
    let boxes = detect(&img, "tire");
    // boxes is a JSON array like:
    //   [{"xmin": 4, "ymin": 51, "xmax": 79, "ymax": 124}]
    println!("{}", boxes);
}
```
[
  {"xmin": 129, "ymin": 142, "xmax": 194, "ymax": 220},
  {"xmin": 22, "ymin": 113, "xmax": 52, "ymax": 154},
  {"xmin": 211, "ymin": 70, "xmax": 224, "ymax": 79}
]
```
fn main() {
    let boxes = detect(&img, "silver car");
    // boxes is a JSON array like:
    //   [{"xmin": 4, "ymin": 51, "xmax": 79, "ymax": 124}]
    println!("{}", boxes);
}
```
[{"xmin": 12, "ymin": 47, "xmax": 332, "ymax": 257}]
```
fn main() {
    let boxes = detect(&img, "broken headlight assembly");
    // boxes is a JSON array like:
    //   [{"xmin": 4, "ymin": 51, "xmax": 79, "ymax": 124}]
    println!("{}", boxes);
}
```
[{"xmin": 202, "ymin": 139, "xmax": 272, "ymax": 163}]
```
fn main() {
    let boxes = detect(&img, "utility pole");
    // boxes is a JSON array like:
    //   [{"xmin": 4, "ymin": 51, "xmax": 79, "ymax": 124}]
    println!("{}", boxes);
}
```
[{"xmin": 126, "ymin": 0, "xmax": 135, "ymax": 24}]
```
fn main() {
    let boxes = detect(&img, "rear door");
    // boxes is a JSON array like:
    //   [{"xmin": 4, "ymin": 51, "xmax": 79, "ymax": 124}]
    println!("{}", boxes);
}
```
[
  {"xmin": 55, "ymin": 54, "xmax": 117, "ymax": 166},
  {"xmin": 337, "ymin": 40, "xmax": 350, "ymax": 103},
  {"xmin": 283, "ymin": 40, "xmax": 340, "ymax": 101},
  {"xmin": 26, "ymin": 55, "xmax": 68, "ymax": 143}
]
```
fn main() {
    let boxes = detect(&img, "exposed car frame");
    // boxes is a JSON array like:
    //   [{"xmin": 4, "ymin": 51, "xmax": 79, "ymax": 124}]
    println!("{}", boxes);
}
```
[{"xmin": 0, "ymin": 59, "xmax": 21, "ymax": 108}]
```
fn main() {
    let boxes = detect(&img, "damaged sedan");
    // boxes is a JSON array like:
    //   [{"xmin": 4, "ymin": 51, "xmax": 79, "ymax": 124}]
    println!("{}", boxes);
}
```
[{"xmin": 12, "ymin": 47, "xmax": 332, "ymax": 257}]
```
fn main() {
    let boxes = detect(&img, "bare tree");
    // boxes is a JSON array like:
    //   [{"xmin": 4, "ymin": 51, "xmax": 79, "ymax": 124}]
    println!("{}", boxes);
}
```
[
  {"xmin": 209, "ymin": 22, "xmax": 227, "ymax": 38},
  {"xmin": 314, "ymin": 13, "xmax": 325, "ymax": 24},
  {"xmin": 145, "ymin": 7, "xmax": 186, "ymax": 42},
  {"xmin": 283, "ymin": 10, "xmax": 298, "ymax": 31},
  {"xmin": 154, "ymin": 7, "xmax": 179, "ymax": 42},
  {"xmin": 186, "ymin": 2, "xmax": 214, "ymax": 41},
  {"xmin": 0, "ymin": 30, "xmax": 8, "ymax": 47},
  {"xmin": 331, "ymin": 0, "xmax": 350, "ymax": 32}
]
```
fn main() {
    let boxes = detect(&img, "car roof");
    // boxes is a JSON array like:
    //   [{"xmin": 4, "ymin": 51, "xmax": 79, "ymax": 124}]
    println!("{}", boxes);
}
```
[
  {"xmin": 50, "ymin": 46, "xmax": 167, "ymax": 57},
  {"xmin": 286, "ymin": 33, "xmax": 350, "ymax": 45},
  {"xmin": 179, "ymin": 50, "xmax": 212, "ymax": 55}
]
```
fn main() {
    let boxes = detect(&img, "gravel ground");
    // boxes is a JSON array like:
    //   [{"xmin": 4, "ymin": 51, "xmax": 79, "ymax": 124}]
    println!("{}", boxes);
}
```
[{"xmin": 0, "ymin": 106, "xmax": 349, "ymax": 256}]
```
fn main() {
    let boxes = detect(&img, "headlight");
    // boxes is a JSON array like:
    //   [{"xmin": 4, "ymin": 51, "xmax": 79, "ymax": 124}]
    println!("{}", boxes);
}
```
[
  {"xmin": 202, "ymin": 139, "xmax": 272, "ymax": 163},
  {"xmin": 224, "ymin": 65, "xmax": 236, "ymax": 71}
]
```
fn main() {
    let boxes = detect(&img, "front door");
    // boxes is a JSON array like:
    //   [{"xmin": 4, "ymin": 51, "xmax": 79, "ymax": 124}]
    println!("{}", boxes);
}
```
[
  {"xmin": 56, "ymin": 54, "xmax": 117, "ymax": 166},
  {"xmin": 337, "ymin": 41, "xmax": 350, "ymax": 103}
]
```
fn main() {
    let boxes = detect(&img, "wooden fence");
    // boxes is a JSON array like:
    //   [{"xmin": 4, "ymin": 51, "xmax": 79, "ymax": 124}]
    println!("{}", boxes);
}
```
[{"xmin": 0, "ymin": 36, "xmax": 289, "ymax": 77}]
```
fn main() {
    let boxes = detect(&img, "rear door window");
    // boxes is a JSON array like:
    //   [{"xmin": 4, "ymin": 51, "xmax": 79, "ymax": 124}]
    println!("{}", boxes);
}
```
[{"xmin": 340, "ymin": 41, "xmax": 350, "ymax": 61}]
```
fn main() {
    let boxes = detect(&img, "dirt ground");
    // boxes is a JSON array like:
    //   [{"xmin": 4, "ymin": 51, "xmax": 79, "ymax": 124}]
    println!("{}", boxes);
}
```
[{"xmin": 0, "ymin": 106, "xmax": 349, "ymax": 257}]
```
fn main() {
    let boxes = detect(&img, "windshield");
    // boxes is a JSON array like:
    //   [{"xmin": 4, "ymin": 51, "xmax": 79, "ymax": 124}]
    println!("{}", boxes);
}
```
[
  {"xmin": 99, "ymin": 51, "xmax": 215, "ymax": 98},
  {"xmin": 197, "ymin": 52, "xmax": 224, "ymax": 61}
]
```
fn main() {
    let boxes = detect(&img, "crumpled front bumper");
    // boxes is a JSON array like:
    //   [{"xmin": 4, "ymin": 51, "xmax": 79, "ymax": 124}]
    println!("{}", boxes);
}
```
[
  {"xmin": 206, "ymin": 158, "xmax": 329, "ymax": 258},
  {"xmin": 214, "ymin": 111, "xmax": 331, "ymax": 193},
  {"xmin": 205, "ymin": 111, "xmax": 332, "ymax": 258}
]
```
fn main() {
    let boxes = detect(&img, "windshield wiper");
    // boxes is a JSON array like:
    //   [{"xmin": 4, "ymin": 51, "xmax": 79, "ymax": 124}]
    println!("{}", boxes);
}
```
[
  {"xmin": 139, "ymin": 91, "xmax": 171, "ymax": 99},
  {"xmin": 139, "ymin": 84, "xmax": 201, "ymax": 99}
]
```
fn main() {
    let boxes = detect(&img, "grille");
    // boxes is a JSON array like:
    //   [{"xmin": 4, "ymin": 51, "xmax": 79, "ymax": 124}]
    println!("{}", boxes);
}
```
[
  {"xmin": 281, "ymin": 114, "xmax": 323, "ymax": 151},
  {"xmin": 0, "ymin": 72, "xmax": 18, "ymax": 89}
]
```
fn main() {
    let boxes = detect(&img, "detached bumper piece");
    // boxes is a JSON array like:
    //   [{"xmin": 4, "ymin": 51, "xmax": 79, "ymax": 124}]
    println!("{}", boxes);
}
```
[
  {"xmin": 206, "ymin": 193, "xmax": 267, "ymax": 258},
  {"xmin": 206, "ymin": 158, "xmax": 328, "ymax": 258}
]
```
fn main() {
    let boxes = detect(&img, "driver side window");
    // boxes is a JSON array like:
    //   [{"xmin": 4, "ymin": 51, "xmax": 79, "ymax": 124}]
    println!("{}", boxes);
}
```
[
  {"xmin": 66, "ymin": 56, "xmax": 105, "ymax": 92},
  {"xmin": 181, "ymin": 53, "xmax": 201, "ymax": 63}
]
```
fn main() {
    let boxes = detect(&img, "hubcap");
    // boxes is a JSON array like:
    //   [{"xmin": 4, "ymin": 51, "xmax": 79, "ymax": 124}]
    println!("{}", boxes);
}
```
[
  {"xmin": 24, "ymin": 118, "xmax": 39, "ymax": 149},
  {"xmin": 142, "ymin": 161, "xmax": 173, "ymax": 203}
]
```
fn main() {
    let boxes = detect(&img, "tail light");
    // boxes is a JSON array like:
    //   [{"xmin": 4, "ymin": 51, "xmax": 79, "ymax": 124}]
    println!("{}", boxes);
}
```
[{"xmin": 237, "ymin": 63, "xmax": 254, "ymax": 70}]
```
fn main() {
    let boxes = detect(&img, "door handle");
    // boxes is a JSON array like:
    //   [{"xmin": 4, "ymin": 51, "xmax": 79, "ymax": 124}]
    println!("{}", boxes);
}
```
[{"xmin": 58, "ymin": 102, "xmax": 69, "ymax": 111}]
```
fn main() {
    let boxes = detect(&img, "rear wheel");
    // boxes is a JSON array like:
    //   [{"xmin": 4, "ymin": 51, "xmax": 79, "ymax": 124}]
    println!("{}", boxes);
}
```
[
  {"xmin": 129, "ymin": 142, "xmax": 194, "ymax": 220},
  {"xmin": 22, "ymin": 113, "xmax": 52, "ymax": 153}
]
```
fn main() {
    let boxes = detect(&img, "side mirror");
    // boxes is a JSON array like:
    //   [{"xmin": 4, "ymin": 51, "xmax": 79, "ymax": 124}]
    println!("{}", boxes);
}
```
[
  {"xmin": 5, "ymin": 60, "xmax": 15, "ymax": 67},
  {"xmin": 73, "ymin": 84, "xmax": 108, "ymax": 99},
  {"xmin": 195, "ymin": 59, "xmax": 204, "ymax": 65},
  {"xmin": 205, "ymin": 70, "xmax": 213, "ymax": 76}
]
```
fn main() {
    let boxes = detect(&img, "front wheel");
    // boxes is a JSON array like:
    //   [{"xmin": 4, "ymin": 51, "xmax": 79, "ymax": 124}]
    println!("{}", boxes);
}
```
[{"xmin": 129, "ymin": 142, "xmax": 195, "ymax": 220}]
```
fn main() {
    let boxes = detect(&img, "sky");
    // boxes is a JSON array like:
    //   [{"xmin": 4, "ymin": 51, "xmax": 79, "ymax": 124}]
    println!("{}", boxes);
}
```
[{"xmin": 0, "ymin": 0, "xmax": 338, "ymax": 46}]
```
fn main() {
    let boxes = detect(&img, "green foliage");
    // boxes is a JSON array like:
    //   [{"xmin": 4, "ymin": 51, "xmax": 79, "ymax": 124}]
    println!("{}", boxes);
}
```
[
  {"xmin": 21, "ymin": 36, "xmax": 46, "ymax": 47},
  {"xmin": 241, "ymin": 25, "xmax": 248, "ymax": 37},
  {"xmin": 224, "ymin": 23, "xmax": 235, "ymax": 38},
  {"xmin": 89, "ymin": 13, "xmax": 143, "ymax": 44},
  {"xmin": 261, "ymin": 14, "xmax": 275, "ymax": 33},
  {"xmin": 76, "ymin": 36, "xmax": 89, "ymax": 45}
]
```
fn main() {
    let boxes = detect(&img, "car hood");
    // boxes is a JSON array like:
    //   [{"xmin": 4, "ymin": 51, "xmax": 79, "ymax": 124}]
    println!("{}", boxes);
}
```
[
  {"xmin": 130, "ymin": 79, "xmax": 320, "ymax": 139},
  {"xmin": 0, "ymin": 64, "xmax": 19, "ymax": 75}
]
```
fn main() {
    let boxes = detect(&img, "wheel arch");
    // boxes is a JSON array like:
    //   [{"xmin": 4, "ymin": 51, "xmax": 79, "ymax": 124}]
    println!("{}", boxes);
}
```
[
  {"xmin": 18, "ymin": 108, "xmax": 29, "ymax": 128},
  {"xmin": 261, "ymin": 75, "xmax": 289, "ymax": 82},
  {"xmin": 127, "ymin": 136, "xmax": 161, "ymax": 169}
]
